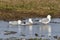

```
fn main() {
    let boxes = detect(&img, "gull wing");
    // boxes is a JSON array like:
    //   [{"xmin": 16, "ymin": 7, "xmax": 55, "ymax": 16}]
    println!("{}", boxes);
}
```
[{"xmin": 41, "ymin": 18, "xmax": 49, "ymax": 23}]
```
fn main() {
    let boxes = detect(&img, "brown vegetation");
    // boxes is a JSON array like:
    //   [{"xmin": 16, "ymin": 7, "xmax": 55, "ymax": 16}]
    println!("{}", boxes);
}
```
[{"xmin": 0, "ymin": 0, "xmax": 60, "ymax": 21}]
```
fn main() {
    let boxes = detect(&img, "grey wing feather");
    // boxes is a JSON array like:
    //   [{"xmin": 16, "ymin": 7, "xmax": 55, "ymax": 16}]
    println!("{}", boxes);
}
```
[{"xmin": 41, "ymin": 18, "xmax": 49, "ymax": 22}]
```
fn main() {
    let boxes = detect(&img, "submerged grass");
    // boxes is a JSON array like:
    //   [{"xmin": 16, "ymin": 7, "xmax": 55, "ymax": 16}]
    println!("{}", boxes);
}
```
[{"xmin": 0, "ymin": 0, "xmax": 60, "ymax": 21}]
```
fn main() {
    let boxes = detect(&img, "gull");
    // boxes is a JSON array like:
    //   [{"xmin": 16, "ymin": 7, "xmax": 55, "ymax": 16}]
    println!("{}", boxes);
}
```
[
  {"xmin": 21, "ymin": 18, "xmax": 33, "ymax": 25},
  {"xmin": 28, "ymin": 18, "xmax": 33, "ymax": 24},
  {"xmin": 9, "ymin": 20, "xmax": 21, "ymax": 25},
  {"xmin": 18, "ymin": 20, "xmax": 22, "ymax": 24},
  {"xmin": 39, "ymin": 15, "xmax": 51, "ymax": 24}
]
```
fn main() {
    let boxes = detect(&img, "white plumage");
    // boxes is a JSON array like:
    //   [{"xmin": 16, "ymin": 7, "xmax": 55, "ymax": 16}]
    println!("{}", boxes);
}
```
[
  {"xmin": 20, "ymin": 18, "xmax": 33, "ymax": 25},
  {"xmin": 9, "ymin": 20, "xmax": 21, "ymax": 25},
  {"xmin": 9, "ymin": 18, "xmax": 33, "ymax": 25},
  {"xmin": 29, "ymin": 18, "xmax": 33, "ymax": 24},
  {"xmin": 39, "ymin": 15, "xmax": 51, "ymax": 24}
]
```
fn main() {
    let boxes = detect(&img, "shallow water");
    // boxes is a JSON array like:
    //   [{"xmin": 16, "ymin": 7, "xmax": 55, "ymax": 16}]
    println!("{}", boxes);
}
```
[{"xmin": 0, "ymin": 18, "xmax": 60, "ymax": 40}]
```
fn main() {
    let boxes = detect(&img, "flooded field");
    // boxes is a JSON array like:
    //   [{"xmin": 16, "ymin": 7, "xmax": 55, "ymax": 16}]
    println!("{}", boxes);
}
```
[{"xmin": 0, "ymin": 18, "xmax": 60, "ymax": 40}]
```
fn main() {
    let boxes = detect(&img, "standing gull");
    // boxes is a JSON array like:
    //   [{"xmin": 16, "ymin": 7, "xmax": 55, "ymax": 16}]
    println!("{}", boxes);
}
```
[
  {"xmin": 29, "ymin": 18, "xmax": 33, "ymax": 23},
  {"xmin": 28, "ymin": 18, "xmax": 33, "ymax": 24},
  {"xmin": 39, "ymin": 15, "xmax": 51, "ymax": 24}
]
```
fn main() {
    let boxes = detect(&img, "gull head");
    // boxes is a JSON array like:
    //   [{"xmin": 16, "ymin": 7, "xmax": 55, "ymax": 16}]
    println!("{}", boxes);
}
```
[
  {"xmin": 47, "ymin": 15, "xmax": 51, "ymax": 19},
  {"xmin": 47, "ymin": 15, "xmax": 51, "ymax": 21},
  {"xmin": 18, "ymin": 20, "xmax": 21, "ymax": 24}
]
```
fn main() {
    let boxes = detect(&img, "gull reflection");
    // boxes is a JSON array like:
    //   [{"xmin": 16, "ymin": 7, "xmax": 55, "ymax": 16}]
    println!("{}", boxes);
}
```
[
  {"xmin": 18, "ymin": 25, "xmax": 26, "ymax": 40},
  {"xmin": 40, "ymin": 24, "xmax": 51, "ymax": 37},
  {"xmin": 18, "ymin": 25, "xmax": 21, "ymax": 34},
  {"xmin": 48, "ymin": 25, "xmax": 51, "ymax": 37},
  {"xmin": 29, "ymin": 25, "xmax": 32, "ymax": 38}
]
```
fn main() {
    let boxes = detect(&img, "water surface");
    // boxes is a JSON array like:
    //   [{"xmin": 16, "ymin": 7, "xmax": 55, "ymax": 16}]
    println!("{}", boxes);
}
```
[{"xmin": 0, "ymin": 18, "xmax": 60, "ymax": 40}]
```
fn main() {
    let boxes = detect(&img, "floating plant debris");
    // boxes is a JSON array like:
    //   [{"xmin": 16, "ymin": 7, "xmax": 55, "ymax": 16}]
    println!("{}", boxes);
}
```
[{"xmin": 4, "ymin": 31, "xmax": 17, "ymax": 35}]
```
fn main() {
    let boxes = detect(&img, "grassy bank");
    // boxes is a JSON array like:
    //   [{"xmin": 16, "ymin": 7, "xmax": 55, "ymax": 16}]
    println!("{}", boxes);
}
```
[{"xmin": 0, "ymin": 0, "xmax": 60, "ymax": 21}]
